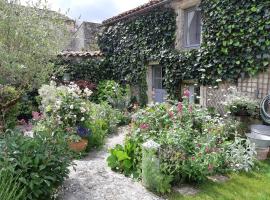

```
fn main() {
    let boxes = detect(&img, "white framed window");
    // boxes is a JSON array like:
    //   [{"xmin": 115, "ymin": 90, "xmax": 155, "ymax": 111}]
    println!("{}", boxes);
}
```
[{"xmin": 184, "ymin": 6, "xmax": 202, "ymax": 48}]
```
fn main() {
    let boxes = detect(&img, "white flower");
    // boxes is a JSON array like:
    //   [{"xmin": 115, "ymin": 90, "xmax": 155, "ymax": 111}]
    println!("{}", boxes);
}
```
[
  {"xmin": 216, "ymin": 79, "xmax": 222, "ymax": 82},
  {"xmin": 80, "ymin": 107, "xmax": 86, "ymax": 113},
  {"xmin": 81, "ymin": 117, "xmax": 85, "ymax": 121},
  {"xmin": 70, "ymin": 105, "xmax": 74, "ymax": 109}
]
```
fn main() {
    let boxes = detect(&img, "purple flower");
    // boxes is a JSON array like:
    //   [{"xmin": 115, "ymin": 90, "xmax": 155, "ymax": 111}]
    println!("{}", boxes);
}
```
[{"xmin": 77, "ymin": 126, "xmax": 90, "ymax": 138}]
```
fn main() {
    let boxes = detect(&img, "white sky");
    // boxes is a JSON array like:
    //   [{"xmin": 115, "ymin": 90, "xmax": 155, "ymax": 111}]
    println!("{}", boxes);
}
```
[{"xmin": 21, "ymin": 0, "xmax": 149, "ymax": 23}]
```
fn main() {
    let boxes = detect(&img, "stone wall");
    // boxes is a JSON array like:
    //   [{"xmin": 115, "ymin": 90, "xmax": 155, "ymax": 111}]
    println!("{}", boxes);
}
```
[{"xmin": 67, "ymin": 22, "xmax": 101, "ymax": 51}]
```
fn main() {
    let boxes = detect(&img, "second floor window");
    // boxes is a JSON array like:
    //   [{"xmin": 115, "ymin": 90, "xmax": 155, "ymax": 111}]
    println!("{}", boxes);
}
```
[{"xmin": 184, "ymin": 6, "xmax": 201, "ymax": 48}]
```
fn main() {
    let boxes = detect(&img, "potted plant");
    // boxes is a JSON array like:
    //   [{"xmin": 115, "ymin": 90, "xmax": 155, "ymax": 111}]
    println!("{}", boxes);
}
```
[
  {"xmin": 224, "ymin": 87, "xmax": 259, "ymax": 118},
  {"xmin": 68, "ymin": 126, "xmax": 91, "ymax": 152}
]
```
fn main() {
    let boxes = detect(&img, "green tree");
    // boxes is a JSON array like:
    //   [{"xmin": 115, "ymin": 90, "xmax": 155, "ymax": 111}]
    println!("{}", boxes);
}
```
[{"xmin": 0, "ymin": 0, "xmax": 70, "ymax": 91}]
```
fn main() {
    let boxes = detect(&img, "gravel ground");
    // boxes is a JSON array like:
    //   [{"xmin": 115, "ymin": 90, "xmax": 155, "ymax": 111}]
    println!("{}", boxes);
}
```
[{"xmin": 58, "ymin": 126, "xmax": 162, "ymax": 200}]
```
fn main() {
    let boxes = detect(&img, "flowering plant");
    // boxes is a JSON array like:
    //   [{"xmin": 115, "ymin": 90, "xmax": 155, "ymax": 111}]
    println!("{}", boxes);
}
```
[
  {"xmin": 38, "ymin": 82, "xmax": 92, "ymax": 140},
  {"xmin": 108, "ymin": 90, "xmax": 256, "ymax": 184},
  {"xmin": 223, "ymin": 87, "xmax": 259, "ymax": 117}
]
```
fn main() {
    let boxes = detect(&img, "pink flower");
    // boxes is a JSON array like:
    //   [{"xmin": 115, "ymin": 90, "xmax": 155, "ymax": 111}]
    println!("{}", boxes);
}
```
[
  {"xmin": 18, "ymin": 119, "xmax": 27, "ymax": 125},
  {"xmin": 191, "ymin": 156, "xmax": 195, "ymax": 161},
  {"xmin": 205, "ymin": 146, "xmax": 210, "ymax": 153},
  {"xmin": 183, "ymin": 89, "xmax": 190, "ymax": 98},
  {"xmin": 140, "ymin": 123, "xmax": 149, "ymax": 130},
  {"xmin": 177, "ymin": 102, "xmax": 183, "ymax": 113},
  {"xmin": 169, "ymin": 111, "xmax": 174, "ymax": 119},
  {"xmin": 188, "ymin": 105, "xmax": 193, "ymax": 113},
  {"xmin": 32, "ymin": 111, "xmax": 42, "ymax": 121}
]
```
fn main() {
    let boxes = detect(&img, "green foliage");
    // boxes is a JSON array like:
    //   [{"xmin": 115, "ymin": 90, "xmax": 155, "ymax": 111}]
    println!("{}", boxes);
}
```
[
  {"xmin": 0, "ymin": 86, "xmax": 20, "ymax": 130},
  {"xmin": 0, "ymin": 170, "xmax": 26, "ymax": 200},
  {"xmin": 107, "ymin": 138, "xmax": 141, "ymax": 178},
  {"xmin": 200, "ymin": 0, "xmax": 270, "ymax": 84},
  {"xmin": 142, "ymin": 148, "xmax": 172, "ymax": 194},
  {"xmin": 170, "ymin": 161, "xmax": 270, "ymax": 200},
  {"xmin": 98, "ymin": 1, "xmax": 270, "ymax": 97},
  {"xmin": 96, "ymin": 80, "xmax": 130, "ymax": 110},
  {"xmin": 224, "ymin": 87, "xmax": 259, "ymax": 117},
  {"xmin": 86, "ymin": 119, "xmax": 108, "ymax": 149},
  {"xmin": 0, "ymin": 0, "xmax": 69, "ymax": 91},
  {"xmin": 108, "ymin": 99, "xmax": 256, "ymax": 185},
  {"xmin": 0, "ymin": 131, "xmax": 73, "ymax": 200},
  {"xmin": 55, "ymin": 57, "xmax": 108, "ymax": 83}
]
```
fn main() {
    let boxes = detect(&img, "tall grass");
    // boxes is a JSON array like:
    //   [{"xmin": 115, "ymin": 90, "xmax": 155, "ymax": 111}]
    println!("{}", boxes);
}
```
[{"xmin": 0, "ymin": 170, "xmax": 26, "ymax": 200}]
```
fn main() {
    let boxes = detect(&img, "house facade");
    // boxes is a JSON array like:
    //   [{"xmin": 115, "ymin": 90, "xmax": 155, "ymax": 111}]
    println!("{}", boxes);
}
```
[
  {"xmin": 103, "ymin": 0, "xmax": 203, "ymax": 104},
  {"xmin": 101, "ymin": 0, "xmax": 269, "ymax": 111}
]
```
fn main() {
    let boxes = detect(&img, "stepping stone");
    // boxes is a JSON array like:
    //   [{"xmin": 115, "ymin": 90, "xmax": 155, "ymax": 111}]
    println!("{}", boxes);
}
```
[
  {"xmin": 207, "ymin": 175, "xmax": 229, "ymax": 183},
  {"xmin": 173, "ymin": 185, "xmax": 200, "ymax": 196},
  {"xmin": 251, "ymin": 125, "xmax": 270, "ymax": 136}
]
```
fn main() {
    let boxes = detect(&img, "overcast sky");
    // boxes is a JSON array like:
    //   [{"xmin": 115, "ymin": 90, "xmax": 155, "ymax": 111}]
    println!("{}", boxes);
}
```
[{"xmin": 22, "ymin": 0, "xmax": 149, "ymax": 23}]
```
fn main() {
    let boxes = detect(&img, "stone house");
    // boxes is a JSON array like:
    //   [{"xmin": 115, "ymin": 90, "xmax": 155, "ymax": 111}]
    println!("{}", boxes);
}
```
[
  {"xmin": 102, "ymin": 0, "xmax": 269, "ymax": 111},
  {"xmin": 67, "ymin": 22, "xmax": 101, "ymax": 51}
]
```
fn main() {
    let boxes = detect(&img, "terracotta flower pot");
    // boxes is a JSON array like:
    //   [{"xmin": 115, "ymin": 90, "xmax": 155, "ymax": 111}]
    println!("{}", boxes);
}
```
[{"xmin": 69, "ymin": 138, "xmax": 88, "ymax": 152}]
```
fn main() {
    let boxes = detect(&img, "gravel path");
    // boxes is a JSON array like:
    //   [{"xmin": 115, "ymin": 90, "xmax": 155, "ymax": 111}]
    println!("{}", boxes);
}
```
[{"xmin": 58, "ymin": 126, "xmax": 162, "ymax": 200}]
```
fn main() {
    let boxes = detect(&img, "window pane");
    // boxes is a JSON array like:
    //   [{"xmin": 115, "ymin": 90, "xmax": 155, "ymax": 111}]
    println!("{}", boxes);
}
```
[{"xmin": 185, "ymin": 8, "xmax": 201, "ymax": 47}]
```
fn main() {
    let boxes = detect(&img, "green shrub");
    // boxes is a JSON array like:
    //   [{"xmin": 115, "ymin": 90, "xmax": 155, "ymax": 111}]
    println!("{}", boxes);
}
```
[
  {"xmin": 0, "ymin": 86, "xmax": 20, "ymax": 130},
  {"xmin": 0, "ymin": 131, "xmax": 73, "ymax": 200},
  {"xmin": 96, "ymin": 80, "xmax": 130, "ymax": 110},
  {"xmin": 107, "ymin": 138, "xmax": 141, "ymax": 178},
  {"xmin": 86, "ymin": 119, "xmax": 108, "ymax": 149},
  {"xmin": 0, "ymin": 170, "xmax": 26, "ymax": 200},
  {"xmin": 108, "ymin": 98, "xmax": 256, "ymax": 186},
  {"xmin": 142, "ymin": 148, "xmax": 172, "ymax": 194}
]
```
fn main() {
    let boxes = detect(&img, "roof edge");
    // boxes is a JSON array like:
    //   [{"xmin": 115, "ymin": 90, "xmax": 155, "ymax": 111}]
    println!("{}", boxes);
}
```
[{"xmin": 102, "ymin": 0, "xmax": 171, "ymax": 25}]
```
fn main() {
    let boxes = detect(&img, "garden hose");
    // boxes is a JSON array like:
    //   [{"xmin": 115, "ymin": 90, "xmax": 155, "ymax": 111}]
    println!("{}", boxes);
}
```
[{"xmin": 260, "ymin": 95, "xmax": 270, "ymax": 125}]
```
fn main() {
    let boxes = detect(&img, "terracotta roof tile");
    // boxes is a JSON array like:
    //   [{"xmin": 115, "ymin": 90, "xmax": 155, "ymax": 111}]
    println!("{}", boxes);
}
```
[
  {"xmin": 103, "ymin": 0, "xmax": 169, "ymax": 25},
  {"xmin": 58, "ymin": 51, "xmax": 103, "ymax": 58}
]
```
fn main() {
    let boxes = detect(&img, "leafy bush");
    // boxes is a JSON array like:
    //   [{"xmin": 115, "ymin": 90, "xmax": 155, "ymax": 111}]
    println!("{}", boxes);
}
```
[
  {"xmin": 142, "ymin": 147, "xmax": 172, "ymax": 194},
  {"xmin": 96, "ymin": 80, "xmax": 130, "ymax": 110},
  {"xmin": 0, "ymin": 131, "xmax": 73, "ymax": 200},
  {"xmin": 107, "ymin": 138, "xmax": 141, "ymax": 178},
  {"xmin": 108, "ymin": 95, "xmax": 256, "ymax": 186},
  {"xmin": 86, "ymin": 119, "xmax": 108, "ymax": 149},
  {"xmin": 224, "ymin": 87, "xmax": 259, "ymax": 117},
  {"xmin": 0, "ymin": 170, "xmax": 26, "ymax": 200},
  {"xmin": 0, "ymin": 86, "xmax": 20, "ymax": 130}
]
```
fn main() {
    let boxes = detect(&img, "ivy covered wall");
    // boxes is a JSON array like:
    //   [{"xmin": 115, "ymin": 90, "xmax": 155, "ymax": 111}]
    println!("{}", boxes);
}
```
[
  {"xmin": 98, "ymin": 0, "xmax": 270, "ymax": 97},
  {"xmin": 57, "ymin": 0, "xmax": 270, "ymax": 99}
]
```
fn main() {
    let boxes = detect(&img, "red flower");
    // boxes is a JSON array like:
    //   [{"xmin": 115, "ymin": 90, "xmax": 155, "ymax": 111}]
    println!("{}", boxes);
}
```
[
  {"xmin": 177, "ymin": 102, "xmax": 183, "ymax": 113},
  {"xmin": 188, "ymin": 105, "xmax": 193, "ymax": 113},
  {"xmin": 205, "ymin": 146, "xmax": 210, "ymax": 153},
  {"xmin": 169, "ymin": 111, "xmax": 174, "ymax": 119},
  {"xmin": 140, "ymin": 123, "xmax": 149, "ymax": 130},
  {"xmin": 183, "ymin": 89, "xmax": 190, "ymax": 98},
  {"xmin": 191, "ymin": 156, "xmax": 195, "ymax": 161}
]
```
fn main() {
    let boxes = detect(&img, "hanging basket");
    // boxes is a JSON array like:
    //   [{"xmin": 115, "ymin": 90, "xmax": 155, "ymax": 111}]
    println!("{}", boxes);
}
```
[{"xmin": 68, "ymin": 138, "xmax": 88, "ymax": 152}]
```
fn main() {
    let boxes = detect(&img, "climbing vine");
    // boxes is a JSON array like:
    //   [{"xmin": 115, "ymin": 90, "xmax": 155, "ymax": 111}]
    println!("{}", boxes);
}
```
[
  {"xmin": 98, "ymin": 0, "xmax": 270, "ymax": 97},
  {"xmin": 57, "ymin": 0, "xmax": 270, "ymax": 99}
]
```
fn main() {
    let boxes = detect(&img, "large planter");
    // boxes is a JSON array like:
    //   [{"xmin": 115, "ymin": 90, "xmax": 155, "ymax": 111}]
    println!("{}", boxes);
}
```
[
  {"xmin": 69, "ymin": 138, "xmax": 88, "ymax": 152},
  {"xmin": 256, "ymin": 147, "xmax": 269, "ymax": 160}
]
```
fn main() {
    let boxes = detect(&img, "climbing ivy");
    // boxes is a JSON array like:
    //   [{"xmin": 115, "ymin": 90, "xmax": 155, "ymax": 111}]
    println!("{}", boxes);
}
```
[
  {"xmin": 199, "ymin": 0, "xmax": 270, "ymax": 84},
  {"xmin": 98, "ymin": 0, "xmax": 270, "ymax": 97},
  {"xmin": 57, "ymin": 0, "xmax": 270, "ymax": 99}
]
